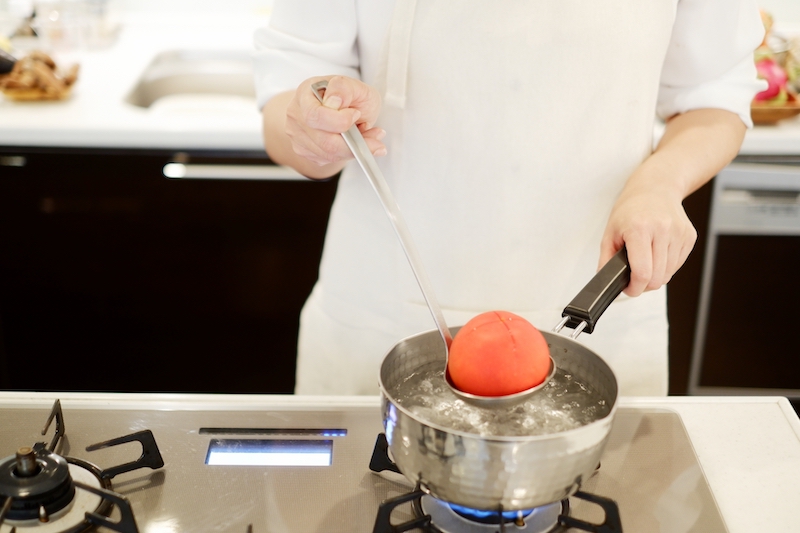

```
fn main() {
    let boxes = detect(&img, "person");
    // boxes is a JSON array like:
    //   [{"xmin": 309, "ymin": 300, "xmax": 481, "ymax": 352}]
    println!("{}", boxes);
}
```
[{"xmin": 253, "ymin": 0, "xmax": 766, "ymax": 397}]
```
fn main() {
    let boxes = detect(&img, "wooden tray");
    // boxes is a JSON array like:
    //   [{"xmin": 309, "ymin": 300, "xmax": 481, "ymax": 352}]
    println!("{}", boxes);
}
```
[{"xmin": 751, "ymin": 95, "xmax": 800, "ymax": 125}]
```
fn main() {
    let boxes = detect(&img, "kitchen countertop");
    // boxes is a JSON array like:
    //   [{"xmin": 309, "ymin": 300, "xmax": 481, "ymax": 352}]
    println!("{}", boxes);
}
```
[
  {"xmin": 0, "ymin": 392, "xmax": 798, "ymax": 533},
  {"xmin": 1, "ymin": 9, "xmax": 800, "ymax": 154},
  {"xmin": 0, "ymin": 9, "xmax": 271, "ymax": 151}
]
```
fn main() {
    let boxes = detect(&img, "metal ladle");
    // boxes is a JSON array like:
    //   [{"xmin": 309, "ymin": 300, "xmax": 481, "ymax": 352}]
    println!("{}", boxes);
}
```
[{"xmin": 311, "ymin": 80, "xmax": 554, "ymax": 407}]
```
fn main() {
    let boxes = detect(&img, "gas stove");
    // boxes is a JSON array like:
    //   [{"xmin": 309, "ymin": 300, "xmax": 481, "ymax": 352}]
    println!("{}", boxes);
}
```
[{"xmin": 0, "ymin": 393, "xmax": 798, "ymax": 533}]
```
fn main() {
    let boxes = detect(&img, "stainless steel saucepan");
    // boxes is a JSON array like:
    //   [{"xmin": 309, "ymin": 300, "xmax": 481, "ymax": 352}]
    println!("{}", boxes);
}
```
[{"xmin": 378, "ymin": 249, "xmax": 630, "ymax": 511}]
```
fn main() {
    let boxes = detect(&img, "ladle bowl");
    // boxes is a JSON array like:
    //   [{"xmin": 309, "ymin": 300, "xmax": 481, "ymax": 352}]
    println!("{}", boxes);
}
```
[{"xmin": 444, "ymin": 356, "xmax": 557, "ymax": 408}]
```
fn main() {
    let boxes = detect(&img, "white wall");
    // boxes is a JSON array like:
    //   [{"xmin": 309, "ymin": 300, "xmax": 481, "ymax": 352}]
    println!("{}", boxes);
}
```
[
  {"xmin": 110, "ymin": 0, "xmax": 799, "ymax": 27},
  {"xmin": 111, "ymin": 0, "xmax": 270, "ymax": 13}
]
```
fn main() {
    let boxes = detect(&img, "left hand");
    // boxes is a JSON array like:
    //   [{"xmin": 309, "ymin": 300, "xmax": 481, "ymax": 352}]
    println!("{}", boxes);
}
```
[
  {"xmin": 599, "ymin": 176, "xmax": 697, "ymax": 297},
  {"xmin": 598, "ymin": 108, "xmax": 747, "ymax": 297}
]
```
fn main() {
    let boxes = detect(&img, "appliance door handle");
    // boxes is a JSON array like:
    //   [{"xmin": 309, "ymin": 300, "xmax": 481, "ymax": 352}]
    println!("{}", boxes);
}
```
[{"xmin": 163, "ymin": 162, "xmax": 307, "ymax": 181}]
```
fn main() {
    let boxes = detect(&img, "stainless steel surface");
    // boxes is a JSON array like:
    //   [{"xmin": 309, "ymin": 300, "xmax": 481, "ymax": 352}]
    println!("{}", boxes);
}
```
[
  {"xmin": 554, "ymin": 319, "xmax": 588, "ymax": 339},
  {"xmin": 379, "ymin": 327, "xmax": 619, "ymax": 511},
  {"xmin": 0, "ymin": 403, "xmax": 390, "ymax": 533},
  {"xmin": 125, "ymin": 50, "xmax": 255, "ymax": 108},
  {"xmin": 13, "ymin": 448, "xmax": 36, "ymax": 477},
  {"xmin": 310, "ymin": 80, "xmax": 453, "ymax": 358},
  {"xmin": 0, "ymin": 398, "xmax": 729, "ymax": 533}
]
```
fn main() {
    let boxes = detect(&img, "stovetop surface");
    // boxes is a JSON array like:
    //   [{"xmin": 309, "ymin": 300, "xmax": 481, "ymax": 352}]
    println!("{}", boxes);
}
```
[{"xmin": 0, "ymin": 402, "xmax": 727, "ymax": 533}]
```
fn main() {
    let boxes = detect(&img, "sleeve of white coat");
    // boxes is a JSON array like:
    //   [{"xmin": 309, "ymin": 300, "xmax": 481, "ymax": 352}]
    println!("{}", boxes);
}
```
[
  {"xmin": 657, "ymin": 0, "xmax": 767, "ymax": 128},
  {"xmin": 252, "ymin": 0, "xmax": 360, "ymax": 110}
]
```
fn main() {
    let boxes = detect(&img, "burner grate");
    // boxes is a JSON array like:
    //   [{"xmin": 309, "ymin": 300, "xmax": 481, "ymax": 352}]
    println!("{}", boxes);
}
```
[{"xmin": 0, "ymin": 400, "xmax": 165, "ymax": 533}]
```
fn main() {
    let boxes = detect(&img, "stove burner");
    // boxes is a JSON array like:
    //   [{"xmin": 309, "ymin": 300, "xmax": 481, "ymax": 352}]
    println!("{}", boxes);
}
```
[
  {"xmin": 0, "ymin": 399, "xmax": 165, "ymax": 533},
  {"xmin": 447, "ymin": 503, "xmax": 532, "ymax": 525},
  {"xmin": 0, "ymin": 443, "xmax": 76, "ymax": 521},
  {"xmin": 420, "ymin": 496, "xmax": 562, "ymax": 533}
]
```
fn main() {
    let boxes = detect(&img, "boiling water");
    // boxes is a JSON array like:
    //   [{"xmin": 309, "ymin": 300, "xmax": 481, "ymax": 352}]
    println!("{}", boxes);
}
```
[{"xmin": 392, "ymin": 362, "xmax": 610, "ymax": 437}]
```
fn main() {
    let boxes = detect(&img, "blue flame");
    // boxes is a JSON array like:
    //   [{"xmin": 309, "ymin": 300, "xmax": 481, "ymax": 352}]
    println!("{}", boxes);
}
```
[{"xmin": 448, "ymin": 503, "xmax": 532, "ymax": 523}]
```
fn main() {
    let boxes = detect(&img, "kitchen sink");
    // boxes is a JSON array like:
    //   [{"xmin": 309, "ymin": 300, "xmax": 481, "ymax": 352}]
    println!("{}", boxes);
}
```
[{"xmin": 125, "ymin": 49, "xmax": 255, "ymax": 108}]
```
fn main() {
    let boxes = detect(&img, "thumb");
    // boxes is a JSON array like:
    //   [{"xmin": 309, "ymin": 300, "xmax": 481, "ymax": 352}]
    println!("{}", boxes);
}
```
[
  {"xmin": 323, "ymin": 75, "xmax": 381, "ymax": 128},
  {"xmin": 322, "ymin": 93, "xmax": 344, "ymax": 110}
]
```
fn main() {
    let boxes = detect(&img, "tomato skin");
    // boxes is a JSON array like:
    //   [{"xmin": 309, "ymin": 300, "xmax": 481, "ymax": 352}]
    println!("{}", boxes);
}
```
[{"xmin": 448, "ymin": 311, "xmax": 550, "ymax": 397}]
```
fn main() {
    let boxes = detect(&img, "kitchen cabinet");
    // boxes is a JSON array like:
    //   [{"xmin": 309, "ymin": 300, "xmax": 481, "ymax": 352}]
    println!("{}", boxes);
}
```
[
  {"xmin": 669, "ymin": 157, "xmax": 800, "ymax": 410},
  {"xmin": 665, "ymin": 180, "xmax": 712, "ymax": 395},
  {"xmin": 687, "ymin": 158, "xmax": 800, "ymax": 398},
  {"xmin": 0, "ymin": 149, "xmax": 794, "ymax": 398},
  {"xmin": 0, "ymin": 147, "xmax": 337, "ymax": 393}
]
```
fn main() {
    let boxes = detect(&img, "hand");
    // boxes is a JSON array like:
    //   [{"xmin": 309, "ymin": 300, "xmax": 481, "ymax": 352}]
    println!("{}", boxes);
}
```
[
  {"xmin": 285, "ymin": 75, "xmax": 386, "ymax": 167},
  {"xmin": 597, "ymin": 108, "xmax": 747, "ymax": 297},
  {"xmin": 599, "ymin": 177, "xmax": 697, "ymax": 297}
]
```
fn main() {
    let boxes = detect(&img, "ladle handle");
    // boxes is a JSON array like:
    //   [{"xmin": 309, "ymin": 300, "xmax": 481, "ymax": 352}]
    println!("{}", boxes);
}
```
[
  {"xmin": 559, "ymin": 246, "xmax": 631, "ymax": 336},
  {"xmin": 310, "ymin": 80, "xmax": 452, "ymax": 351}
]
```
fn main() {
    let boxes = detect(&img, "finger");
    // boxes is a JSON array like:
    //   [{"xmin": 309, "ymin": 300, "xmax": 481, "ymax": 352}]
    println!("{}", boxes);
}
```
[
  {"xmin": 291, "ymin": 143, "xmax": 343, "ymax": 166},
  {"xmin": 322, "ymin": 75, "xmax": 358, "ymax": 108},
  {"xmin": 598, "ymin": 233, "xmax": 623, "ymax": 272},
  {"xmin": 293, "ymin": 79, "xmax": 362, "ymax": 135},
  {"xmin": 623, "ymin": 235, "xmax": 653, "ymax": 297},
  {"xmin": 294, "ymin": 124, "xmax": 387, "ymax": 164},
  {"xmin": 663, "ymin": 226, "xmax": 697, "ymax": 286},
  {"xmin": 325, "ymin": 75, "xmax": 382, "ymax": 128},
  {"xmin": 661, "ymin": 239, "xmax": 685, "ymax": 288},
  {"xmin": 296, "ymin": 123, "xmax": 387, "ymax": 165},
  {"xmin": 361, "ymin": 127, "xmax": 388, "ymax": 156},
  {"xmin": 307, "ymin": 129, "xmax": 354, "ymax": 163},
  {"xmin": 648, "ymin": 236, "xmax": 669, "ymax": 291},
  {"xmin": 287, "ymin": 124, "xmax": 351, "ymax": 165},
  {"xmin": 306, "ymin": 103, "xmax": 362, "ymax": 134},
  {"xmin": 676, "ymin": 234, "xmax": 695, "ymax": 274}
]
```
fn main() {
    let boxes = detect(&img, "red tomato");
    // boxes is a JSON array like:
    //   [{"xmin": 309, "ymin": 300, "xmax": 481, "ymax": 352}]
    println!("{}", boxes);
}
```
[{"xmin": 447, "ymin": 311, "xmax": 550, "ymax": 397}]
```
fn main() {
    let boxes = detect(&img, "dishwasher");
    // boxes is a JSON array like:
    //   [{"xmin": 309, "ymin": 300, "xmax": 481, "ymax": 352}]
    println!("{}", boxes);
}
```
[{"xmin": 688, "ymin": 157, "xmax": 800, "ymax": 399}]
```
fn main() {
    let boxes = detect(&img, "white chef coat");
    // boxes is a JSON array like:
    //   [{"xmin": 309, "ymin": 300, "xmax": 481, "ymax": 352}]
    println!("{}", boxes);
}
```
[{"xmin": 253, "ymin": 0, "xmax": 765, "ymax": 397}]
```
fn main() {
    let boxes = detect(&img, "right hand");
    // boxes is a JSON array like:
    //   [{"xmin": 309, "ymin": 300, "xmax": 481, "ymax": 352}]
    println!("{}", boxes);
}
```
[{"xmin": 286, "ymin": 75, "xmax": 386, "ymax": 167}]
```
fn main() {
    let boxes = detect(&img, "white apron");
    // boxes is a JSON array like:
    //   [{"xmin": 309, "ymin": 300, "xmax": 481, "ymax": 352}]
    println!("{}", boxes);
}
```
[{"xmin": 296, "ymin": 0, "xmax": 676, "ymax": 396}]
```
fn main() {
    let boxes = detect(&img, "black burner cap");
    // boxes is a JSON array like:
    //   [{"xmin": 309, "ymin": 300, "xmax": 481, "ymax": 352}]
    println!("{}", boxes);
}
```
[{"xmin": 0, "ymin": 445, "xmax": 76, "ymax": 521}]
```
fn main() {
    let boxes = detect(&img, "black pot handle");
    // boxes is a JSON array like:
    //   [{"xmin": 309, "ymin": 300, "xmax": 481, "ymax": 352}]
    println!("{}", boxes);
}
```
[{"xmin": 559, "ymin": 246, "xmax": 630, "ymax": 335}]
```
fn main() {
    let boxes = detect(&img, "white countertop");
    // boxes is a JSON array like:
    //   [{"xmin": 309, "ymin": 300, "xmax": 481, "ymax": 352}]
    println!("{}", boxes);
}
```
[
  {"xmin": 623, "ymin": 396, "xmax": 800, "ymax": 533},
  {"xmin": 2, "ymin": 8, "xmax": 800, "ymax": 155},
  {"xmin": 0, "ymin": 9, "xmax": 270, "ymax": 151},
  {"xmin": 0, "ymin": 392, "xmax": 798, "ymax": 532}
]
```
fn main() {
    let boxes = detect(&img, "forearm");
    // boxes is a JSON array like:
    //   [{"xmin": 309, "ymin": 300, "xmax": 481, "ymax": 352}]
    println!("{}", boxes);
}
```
[
  {"xmin": 262, "ymin": 90, "xmax": 348, "ymax": 179},
  {"xmin": 632, "ymin": 108, "xmax": 747, "ymax": 201}
]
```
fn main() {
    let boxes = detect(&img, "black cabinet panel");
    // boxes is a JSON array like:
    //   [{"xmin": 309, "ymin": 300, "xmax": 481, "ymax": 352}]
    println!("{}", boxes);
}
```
[
  {"xmin": 666, "ymin": 181, "xmax": 712, "ymax": 395},
  {"xmin": 0, "ymin": 149, "xmax": 337, "ymax": 393},
  {"xmin": 699, "ymin": 235, "xmax": 800, "ymax": 389}
]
